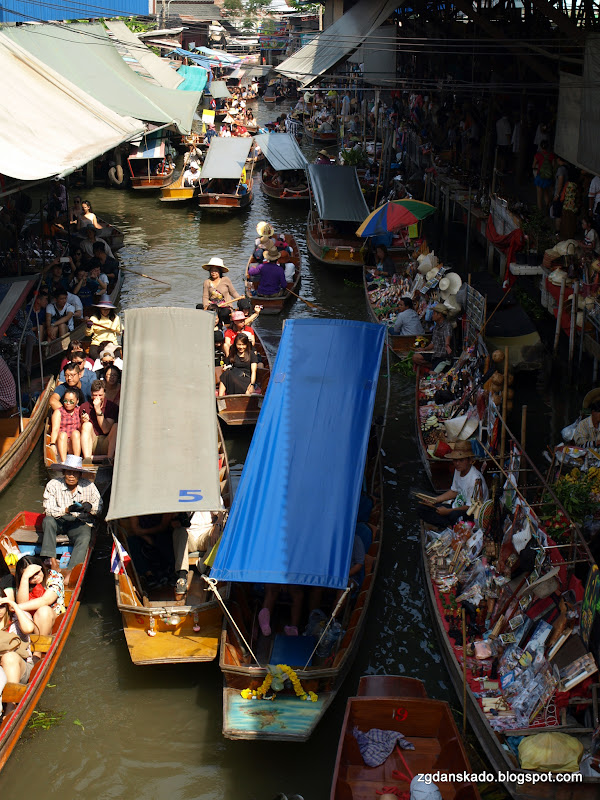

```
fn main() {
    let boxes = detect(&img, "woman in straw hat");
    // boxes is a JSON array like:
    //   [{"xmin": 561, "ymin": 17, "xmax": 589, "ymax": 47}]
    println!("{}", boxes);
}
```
[
  {"xmin": 201, "ymin": 257, "xmax": 241, "ymax": 309},
  {"xmin": 86, "ymin": 295, "xmax": 121, "ymax": 359},
  {"xmin": 248, "ymin": 248, "xmax": 287, "ymax": 297},
  {"xmin": 412, "ymin": 303, "xmax": 453, "ymax": 368},
  {"xmin": 417, "ymin": 440, "xmax": 488, "ymax": 529}
]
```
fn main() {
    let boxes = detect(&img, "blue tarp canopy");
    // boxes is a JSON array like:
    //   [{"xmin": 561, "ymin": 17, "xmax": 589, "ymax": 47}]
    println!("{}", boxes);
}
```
[
  {"xmin": 168, "ymin": 48, "xmax": 212, "ymax": 70},
  {"xmin": 177, "ymin": 65, "xmax": 209, "ymax": 93},
  {"xmin": 194, "ymin": 46, "xmax": 240, "ymax": 65},
  {"xmin": 210, "ymin": 319, "xmax": 384, "ymax": 589}
]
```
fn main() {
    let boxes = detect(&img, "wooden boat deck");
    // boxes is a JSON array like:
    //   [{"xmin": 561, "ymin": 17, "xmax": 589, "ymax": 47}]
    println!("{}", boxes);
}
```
[
  {"xmin": 261, "ymin": 176, "xmax": 309, "ymax": 202},
  {"xmin": 160, "ymin": 170, "xmax": 196, "ymax": 203}
]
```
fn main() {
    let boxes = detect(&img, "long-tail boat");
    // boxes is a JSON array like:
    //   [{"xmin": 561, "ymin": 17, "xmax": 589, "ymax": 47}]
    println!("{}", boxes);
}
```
[
  {"xmin": 159, "ymin": 170, "xmax": 197, "ymax": 203},
  {"xmin": 216, "ymin": 332, "xmax": 271, "ymax": 426},
  {"xmin": 253, "ymin": 132, "xmax": 309, "ymax": 204},
  {"xmin": 197, "ymin": 137, "xmax": 254, "ymax": 213},
  {"xmin": 306, "ymin": 165, "xmax": 369, "ymax": 269},
  {"xmin": 304, "ymin": 126, "xmax": 339, "ymax": 146},
  {"xmin": 0, "ymin": 511, "xmax": 93, "ymax": 771},
  {"xmin": 127, "ymin": 133, "xmax": 174, "ymax": 190},
  {"xmin": 331, "ymin": 675, "xmax": 481, "ymax": 800},
  {"xmin": 210, "ymin": 318, "xmax": 385, "ymax": 741},
  {"xmin": 106, "ymin": 307, "xmax": 231, "ymax": 665},
  {"xmin": 421, "ymin": 436, "xmax": 600, "ymax": 799},
  {"xmin": 243, "ymin": 234, "xmax": 301, "ymax": 315}
]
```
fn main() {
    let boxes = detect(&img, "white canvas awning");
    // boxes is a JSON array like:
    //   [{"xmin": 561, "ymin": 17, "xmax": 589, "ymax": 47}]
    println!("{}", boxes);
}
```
[
  {"xmin": 253, "ymin": 133, "xmax": 307, "ymax": 171},
  {"xmin": 4, "ymin": 22, "xmax": 200, "ymax": 134},
  {"xmin": 107, "ymin": 307, "xmax": 221, "ymax": 521},
  {"xmin": 208, "ymin": 80, "xmax": 231, "ymax": 99},
  {"xmin": 105, "ymin": 19, "xmax": 184, "ymax": 90},
  {"xmin": 276, "ymin": 0, "xmax": 401, "ymax": 87},
  {"xmin": 200, "ymin": 137, "xmax": 252, "ymax": 180},
  {"xmin": 0, "ymin": 33, "xmax": 145, "ymax": 181}
]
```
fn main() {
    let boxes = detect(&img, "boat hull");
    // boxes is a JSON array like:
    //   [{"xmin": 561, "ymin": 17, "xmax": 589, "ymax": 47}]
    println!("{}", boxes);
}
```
[
  {"xmin": 261, "ymin": 180, "xmax": 309, "ymax": 203},
  {"xmin": 306, "ymin": 220, "xmax": 362, "ymax": 270},
  {"xmin": 130, "ymin": 174, "xmax": 174, "ymax": 190},
  {"xmin": 197, "ymin": 188, "xmax": 253, "ymax": 212}
]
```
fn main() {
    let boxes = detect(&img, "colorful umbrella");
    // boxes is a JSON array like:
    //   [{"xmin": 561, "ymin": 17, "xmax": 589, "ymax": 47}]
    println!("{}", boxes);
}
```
[{"xmin": 356, "ymin": 199, "xmax": 436, "ymax": 237}]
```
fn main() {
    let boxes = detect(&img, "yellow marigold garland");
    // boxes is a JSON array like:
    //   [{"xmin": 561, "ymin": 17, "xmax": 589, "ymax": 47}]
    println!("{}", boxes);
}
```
[{"xmin": 241, "ymin": 664, "xmax": 318, "ymax": 702}]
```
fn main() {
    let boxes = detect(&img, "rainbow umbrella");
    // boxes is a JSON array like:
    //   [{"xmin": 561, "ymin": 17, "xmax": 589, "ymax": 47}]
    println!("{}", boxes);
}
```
[{"xmin": 356, "ymin": 199, "xmax": 436, "ymax": 237}]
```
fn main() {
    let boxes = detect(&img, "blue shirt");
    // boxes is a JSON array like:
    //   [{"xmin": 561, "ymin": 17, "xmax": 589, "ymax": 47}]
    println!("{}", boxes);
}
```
[{"xmin": 53, "ymin": 371, "xmax": 96, "ymax": 403}]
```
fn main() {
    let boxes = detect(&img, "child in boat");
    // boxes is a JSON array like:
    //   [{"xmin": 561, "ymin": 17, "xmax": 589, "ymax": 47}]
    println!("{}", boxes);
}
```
[
  {"xmin": 14, "ymin": 555, "xmax": 66, "ymax": 641},
  {"xmin": 49, "ymin": 388, "xmax": 82, "ymax": 463}
]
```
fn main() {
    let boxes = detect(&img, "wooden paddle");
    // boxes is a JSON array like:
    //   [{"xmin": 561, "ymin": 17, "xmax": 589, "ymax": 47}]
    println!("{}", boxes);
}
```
[
  {"xmin": 118, "ymin": 265, "xmax": 171, "ymax": 286},
  {"xmin": 286, "ymin": 288, "xmax": 325, "ymax": 311}
]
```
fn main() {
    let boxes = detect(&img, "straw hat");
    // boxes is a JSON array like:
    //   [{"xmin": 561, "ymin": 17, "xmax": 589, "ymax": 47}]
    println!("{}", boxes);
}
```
[
  {"xmin": 318, "ymin": 149, "xmax": 330, "ymax": 158},
  {"xmin": 583, "ymin": 387, "xmax": 600, "ymax": 409},
  {"xmin": 95, "ymin": 294, "xmax": 116, "ymax": 309},
  {"xmin": 263, "ymin": 248, "xmax": 281, "ymax": 262},
  {"xmin": 444, "ymin": 440, "xmax": 476, "ymax": 460},
  {"xmin": 432, "ymin": 303, "xmax": 448, "ymax": 316},
  {"xmin": 443, "ymin": 296, "xmax": 462, "ymax": 315},
  {"xmin": 260, "ymin": 236, "xmax": 275, "ymax": 248},
  {"xmin": 426, "ymin": 267, "xmax": 440, "ymax": 282},
  {"xmin": 202, "ymin": 256, "xmax": 229, "ymax": 274},
  {"xmin": 256, "ymin": 221, "xmax": 274, "ymax": 237},
  {"xmin": 50, "ymin": 454, "xmax": 87, "ymax": 472},
  {"xmin": 438, "ymin": 272, "xmax": 462, "ymax": 296},
  {"xmin": 444, "ymin": 415, "xmax": 479, "ymax": 442}
]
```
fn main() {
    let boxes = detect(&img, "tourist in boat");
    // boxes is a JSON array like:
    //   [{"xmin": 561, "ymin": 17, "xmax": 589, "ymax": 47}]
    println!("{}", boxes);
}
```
[
  {"xmin": 219, "ymin": 124, "xmax": 232, "ymax": 138},
  {"xmin": 87, "ymin": 261, "xmax": 109, "ymax": 298},
  {"xmin": 314, "ymin": 149, "xmax": 331, "ymax": 165},
  {"xmin": 50, "ymin": 361, "xmax": 95, "ymax": 411},
  {"xmin": 248, "ymin": 247, "xmax": 287, "ymax": 297},
  {"xmin": 574, "ymin": 400, "xmax": 600, "ymax": 445},
  {"xmin": 0, "ymin": 583, "xmax": 36, "ymax": 698},
  {"xmin": 214, "ymin": 329, "xmax": 226, "ymax": 369},
  {"xmin": 231, "ymin": 122, "xmax": 249, "ymax": 137},
  {"xmin": 90, "ymin": 343, "xmax": 122, "ymax": 372},
  {"xmin": 41, "ymin": 454, "xmax": 101, "ymax": 574},
  {"xmin": 182, "ymin": 161, "xmax": 201, "ymax": 188},
  {"xmin": 0, "ymin": 356, "xmax": 16, "ymax": 414},
  {"xmin": 183, "ymin": 142, "xmax": 202, "ymax": 169},
  {"xmin": 45, "ymin": 289, "xmax": 76, "ymax": 341},
  {"xmin": 236, "ymin": 297, "xmax": 261, "ymax": 326},
  {"xmin": 218, "ymin": 332, "xmax": 259, "ymax": 397},
  {"xmin": 202, "ymin": 257, "xmax": 241, "ymax": 309},
  {"xmin": 14, "ymin": 555, "xmax": 66, "ymax": 644},
  {"xmin": 101, "ymin": 365, "xmax": 121, "ymax": 408},
  {"xmin": 80, "ymin": 225, "xmax": 113, "ymax": 262},
  {"xmin": 203, "ymin": 124, "xmax": 217, "ymax": 146},
  {"xmin": 223, "ymin": 311, "xmax": 256, "ymax": 357},
  {"xmin": 80, "ymin": 379, "xmax": 118, "ymax": 461},
  {"xmin": 581, "ymin": 216, "xmax": 600, "ymax": 256},
  {"xmin": 43, "ymin": 261, "xmax": 70, "ymax": 297},
  {"xmin": 246, "ymin": 109, "xmax": 255, "ymax": 126},
  {"xmin": 412, "ymin": 303, "xmax": 453, "ymax": 367},
  {"xmin": 90, "ymin": 242, "xmax": 119, "ymax": 287},
  {"xmin": 58, "ymin": 351, "xmax": 96, "ymax": 385},
  {"xmin": 417, "ymin": 440, "xmax": 488, "ymax": 528},
  {"xmin": 78, "ymin": 200, "xmax": 105, "ymax": 234},
  {"xmin": 25, "ymin": 288, "xmax": 49, "ymax": 341},
  {"xmin": 60, "ymin": 340, "xmax": 94, "ymax": 373},
  {"xmin": 49, "ymin": 388, "xmax": 82, "ymax": 463},
  {"xmin": 393, "ymin": 297, "xmax": 425, "ymax": 336},
  {"xmin": 86, "ymin": 296, "xmax": 121, "ymax": 359}
]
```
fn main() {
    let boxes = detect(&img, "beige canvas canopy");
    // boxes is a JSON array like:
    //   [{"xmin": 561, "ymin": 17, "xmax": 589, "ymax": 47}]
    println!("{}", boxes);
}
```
[{"xmin": 106, "ymin": 307, "xmax": 221, "ymax": 521}]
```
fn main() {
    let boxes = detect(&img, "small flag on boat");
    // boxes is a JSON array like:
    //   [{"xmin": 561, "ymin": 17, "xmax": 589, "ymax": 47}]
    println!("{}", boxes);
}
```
[{"xmin": 110, "ymin": 534, "xmax": 131, "ymax": 575}]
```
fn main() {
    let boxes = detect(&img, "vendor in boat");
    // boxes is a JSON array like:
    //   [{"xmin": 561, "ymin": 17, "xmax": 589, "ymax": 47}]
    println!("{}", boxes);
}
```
[
  {"xmin": 202, "ymin": 257, "xmax": 241, "ymax": 309},
  {"xmin": 368, "ymin": 244, "xmax": 396, "ymax": 279},
  {"xmin": 248, "ymin": 248, "xmax": 287, "ymax": 297},
  {"xmin": 183, "ymin": 142, "xmax": 202, "ymax": 169},
  {"xmin": 314, "ymin": 149, "xmax": 331, "ymax": 165},
  {"xmin": 218, "ymin": 332, "xmax": 259, "ymax": 397},
  {"xmin": 393, "ymin": 296, "xmax": 425, "ymax": 336},
  {"xmin": 41, "ymin": 454, "xmax": 102, "ymax": 572},
  {"xmin": 417, "ymin": 440, "xmax": 488, "ymax": 529},
  {"xmin": 259, "ymin": 585, "xmax": 304, "ymax": 638},
  {"xmin": 51, "ymin": 361, "xmax": 96, "ymax": 411},
  {"xmin": 171, "ymin": 508, "xmax": 223, "ymax": 599},
  {"xmin": 412, "ymin": 303, "xmax": 453, "ymax": 368},
  {"xmin": 223, "ymin": 310, "xmax": 256, "ymax": 357},
  {"xmin": 86, "ymin": 295, "xmax": 121, "ymax": 360},
  {"xmin": 183, "ymin": 161, "xmax": 201, "ymax": 188},
  {"xmin": 574, "ymin": 397, "xmax": 600, "ymax": 446}
]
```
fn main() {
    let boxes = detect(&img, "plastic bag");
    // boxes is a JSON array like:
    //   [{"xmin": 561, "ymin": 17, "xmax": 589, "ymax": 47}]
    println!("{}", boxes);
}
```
[
  {"xmin": 561, "ymin": 419, "xmax": 580, "ymax": 443},
  {"xmin": 519, "ymin": 732, "xmax": 583, "ymax": 772}
]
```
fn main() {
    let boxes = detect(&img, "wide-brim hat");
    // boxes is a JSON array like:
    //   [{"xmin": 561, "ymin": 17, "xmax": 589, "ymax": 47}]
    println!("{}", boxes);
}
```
[
  {"xmin": 426, "ymin": 267, "xmax": 440, "ymax": 282},
  {"xmin": 256, "ymin": 221, "xmax": 274, "ymax": 237},
  {"xmin": 432, "ymin": 302, "xmax": 448, "ymax": 316},
  {"xmin": 445, "ymin": 439, "xmax": 476, "ymax": 459},
  {"xmin": 51, "ymin": 454, "xmax": 87, "ymax": 472},
  {"xmin": 318, "ymin": 149, "xmax": 330, "ymax": 157},
  {"xmin": 263, "ymin": 248, "xmax": 281, "ymax": 262},
  {"xmin": 438, "ymin": 272, "xmax": 462, "ymax": 295},
  {"xmin": 202, "ymin": 257, "xmax": 229, "ymax": 274},
  {"xmin": 95, "ymin": 295, "xmax": 116, "ymax": 309},
  {"xmin": 444, "ymin": 415, "xmax": 479, "ymax": 442},
  {"xmin": 443, "ymin": 296, "xmax": 462, "ymax": 315},
  {"xmin": 583, "ymin": 387, "xmax": 600, "ymax": 409}
]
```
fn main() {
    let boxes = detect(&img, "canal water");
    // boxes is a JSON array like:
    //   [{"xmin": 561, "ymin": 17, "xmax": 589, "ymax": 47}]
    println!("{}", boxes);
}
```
[{"xmin": 0, "ymin": 101, "xmax": 581, "ymax": 799}]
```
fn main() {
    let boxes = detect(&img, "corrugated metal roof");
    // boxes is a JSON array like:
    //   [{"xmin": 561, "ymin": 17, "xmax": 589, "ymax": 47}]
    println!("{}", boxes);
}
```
[{"xmin": 167, "ymin": 1, "xmax": 221, "ymax": 20}]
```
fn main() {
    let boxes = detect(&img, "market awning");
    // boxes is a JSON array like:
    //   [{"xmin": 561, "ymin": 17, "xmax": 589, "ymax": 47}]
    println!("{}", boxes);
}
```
[
  {"xmin": 208, "ymin": 80, "xmax": 231, "ymax": 99},
  {"xmin": 0, "ymin": 33, "xmax": 145, "ymax": 181},
  {"xmin": 200, "ymin": 137, "xmax": 252, "ymax": 180},
  {"xmin": 253, "ymin": 133, "xmax": 307, "ymax": 172},
  {"xmin": 128, "ymin": 133, "xmax": 166, "ymax": 160},
  {"xmin": 0, "ymin": 276, "xmax": 36, "ymax": 336},
  {"xmin": 195, "ymin": 46, "xmax": 240, "ymax": 65},
  {"xmin": 177, "ymin": 65, "xmax": 209, "ymax": 94},
  {"xmin": 210, "ymin": 319, "xmax": 384, "ymax": 589},
  {"xmin": 276, "ymin": 0, "xmax": 401, "ymax": 87},
  {"xmin": 307, "ymin": 164, "xmax": 369, "ymax": 222},
  {"xmin": 104, "ymin": 19, "xmax": 184, "ymax": 90},
  {"xmin": 3, "ymin": 23, "xmax": 201, "ymax": 135},
  {"xmin": 107, "ymin": 307, "xmax": 221, "ymax": 521}
]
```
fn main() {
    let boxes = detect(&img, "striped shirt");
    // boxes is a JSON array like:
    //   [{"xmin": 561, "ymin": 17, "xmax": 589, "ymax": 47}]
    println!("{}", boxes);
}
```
[
  {"xmin": 43, "ymin": 477, "xmax": 102, "ymax": 523},
  {"xmin": 285, "ymin": 117, "xmax": 300, "ymax": 137}
]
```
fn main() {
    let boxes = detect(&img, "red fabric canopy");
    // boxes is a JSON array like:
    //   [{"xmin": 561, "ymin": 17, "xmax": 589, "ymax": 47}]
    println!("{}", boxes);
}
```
[{"xmin": 485, "ymin": 215, "xmax": 526, "ymax": 289}]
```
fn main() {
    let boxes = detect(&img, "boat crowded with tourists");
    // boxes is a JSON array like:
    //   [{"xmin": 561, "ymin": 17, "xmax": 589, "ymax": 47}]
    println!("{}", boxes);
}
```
[
  {"xmin": 306, "ymin": 164, "xmax": 369, "ymax": 269},
  {"xmin": 106, "ymin": 307, "xmax": 231, "ymax": 666},
  {"xmin": 197, "ymin": 138, "xmax": 254, "ymax": 213},
  {"xmin": 253, "ymin": 132, "xmax": 309, "ymax": 203},
  {"xmin": 216, "ymin": 331, "xmax": 271, "ymax": 427},
  {"xmin": 209, "ymin": 318, "xmax": 385, "ymax": 741}
]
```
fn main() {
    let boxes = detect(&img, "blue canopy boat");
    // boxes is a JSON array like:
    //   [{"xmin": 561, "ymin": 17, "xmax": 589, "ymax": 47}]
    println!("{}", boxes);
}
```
[{"xmin": 210, "ymin": 318, "xmax": 385, "ymax": 741}]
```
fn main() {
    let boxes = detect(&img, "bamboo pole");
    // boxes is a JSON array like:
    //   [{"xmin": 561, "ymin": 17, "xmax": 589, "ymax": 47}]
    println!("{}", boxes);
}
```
[
  {"xmin": 462, "ymin": 608, "xmax": 468, "ymax": 735},
  {"xmin": 520, "ymin": 405, "xmax": 527, "ymax": 453},
  {"xmin": 568, "ymin": 280, "xmax": 579, "ymax": 382},
  {"xmin": 554, "ymin": 280, "xmax": 566, "ymax": 356},
  {"xmin": 500, "ymin": 347, "xmax": 509, "ymax": 463}
]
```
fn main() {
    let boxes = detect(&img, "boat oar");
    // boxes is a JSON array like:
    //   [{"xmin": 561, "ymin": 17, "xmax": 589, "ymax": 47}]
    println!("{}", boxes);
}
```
[
  {"xmin": 286, "ymin": 288, "xmax": 325, "ymax": 312},
  {"xmin": 118, "ymin": 265, "xmax": 171, "ymax": 287}
]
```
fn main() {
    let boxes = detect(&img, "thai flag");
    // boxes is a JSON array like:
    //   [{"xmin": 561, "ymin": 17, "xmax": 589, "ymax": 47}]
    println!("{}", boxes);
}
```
[{"xmin": 110, "ymin": 534, "xmax": 131, "ymax": 575}]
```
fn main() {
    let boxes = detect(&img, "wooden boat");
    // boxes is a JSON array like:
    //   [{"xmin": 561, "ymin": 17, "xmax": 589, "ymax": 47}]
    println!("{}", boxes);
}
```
[
  {"xmin": 0, "ymin": 376, "xmax": 55, "ymax": 496},
  {"xmin": 36, "ymin": 269, "xmax": 124, "ymax": 362},
  {"xmin": 307, "ymin": 209, "xmax": 363, "ymax": 269},
  {"xmin": 261, "ymin": 174, "xmax": 309, "ymax": 203},
  {"xmin": 421, "ymin": 439, "xmax": 600, "ymax": 800},
  {"xmin": 216, "ymin": 332, "xmax": 271, "ymax": 425},
  {"xmin": 127, "ymin": 135, "xmax": 174, "ymax": 190},
  {"xmin": 263, "ymin": 87, "xmax": 283, "ymax": 104},
  {"xmin": 243, "ymin": 234, "xmax": 301, "ymax": 315},
  {"xmin": 331, "ymin": 675, "xmax": 481, "ymax": 800},
  {"xmin": 0, "ymin": 511, "xmax": 92, "ymax": 771},
  {"xmin": 304, "ymin": 127, "xmax": 339, "ymax": 145},
  {"xmin": 197, "ymin": 178, "xmax": 253, "ymax": 212},
  {"xmin": 159, "ymin": 170, "xmax": 197, "ymax": 203},
  {"xmin": 363, "ymin": 267, "xmax": 430, "ymax": 357},
  {"xmin": 109, "ymin": 425, "xmax": 231, "ymax": 665},
  {"xmin": 70, "ymin": 218, "xmax": 124, "ymax": 252}
]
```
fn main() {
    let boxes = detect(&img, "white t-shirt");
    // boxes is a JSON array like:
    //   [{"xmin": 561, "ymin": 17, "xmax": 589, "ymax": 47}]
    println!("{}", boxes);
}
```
[
  {"xmin": 47, "ymin": 302, "xmax": 75, "ymax": 331},
  {"xmin": 67, "ymin": 292, "xmax": 83, "ymax": 317},
  {"xmin": 284, "ymin": 262, "xmax": 295, "ymax": 282},
  {"xmin": 585, "ymin": 227, "xmax": 600, "ymax": 255},
  {"xmin": 588, "ymin": 175, "xmax": 600, "ymax": 213},
  {"xmin": 450, "ymin": 465, "xmax": 489, "ymax": 509},
  {"xmin": 92, "ymin": 356, "xmax": 124, "ymax": 372}
]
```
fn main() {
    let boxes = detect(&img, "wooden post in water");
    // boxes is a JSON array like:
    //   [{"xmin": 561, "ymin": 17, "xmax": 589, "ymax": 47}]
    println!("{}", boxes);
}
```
[
  {"xmin": 554, "ymin": 280, "xmax": 566, "ymax": 356},
  {"xmin": 500, "ymin": 346, "xmax": 509, "ymax": 463}
]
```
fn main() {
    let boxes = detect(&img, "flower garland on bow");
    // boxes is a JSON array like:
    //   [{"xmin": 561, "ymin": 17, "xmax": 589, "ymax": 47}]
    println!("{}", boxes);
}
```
[{"xmin": 241, "ymin": 664, "xmax": 318, "ymax": 702}]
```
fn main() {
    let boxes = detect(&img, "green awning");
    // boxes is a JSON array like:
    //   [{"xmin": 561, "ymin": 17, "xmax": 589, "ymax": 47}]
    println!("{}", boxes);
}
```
[
  {"xmin": 3, "ymin": 22, "xmax": 201, "ymax": 134},
  {"xmin": 177, "ymin": 65, "xmax": 209, "ymax": 94}
]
